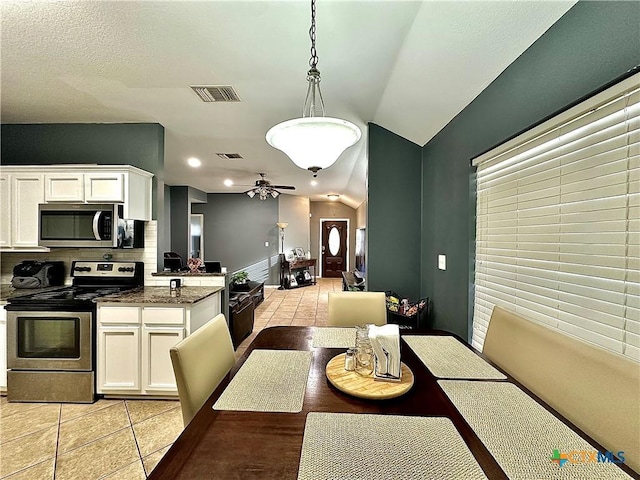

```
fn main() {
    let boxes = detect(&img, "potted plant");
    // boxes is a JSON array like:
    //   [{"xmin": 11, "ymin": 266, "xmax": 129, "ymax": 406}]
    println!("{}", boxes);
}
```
[{"xmin": 231, "ymin": 271, "xmax": 250, "ymax": 291}]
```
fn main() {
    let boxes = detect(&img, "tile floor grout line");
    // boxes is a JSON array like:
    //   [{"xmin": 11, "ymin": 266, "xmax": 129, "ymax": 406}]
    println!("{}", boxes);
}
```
[
  {"xmin": 123, "ymin": 400, "xmax": 147, "ymax": 477},
  {"xmin": 52, "ymin": 403, "xmax": 61, "ymax": 480}
]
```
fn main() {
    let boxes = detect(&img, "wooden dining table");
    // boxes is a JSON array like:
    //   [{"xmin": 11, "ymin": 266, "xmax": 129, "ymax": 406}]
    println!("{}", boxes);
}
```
[{"xmin": 148, "ymin": 326, "xmax": 637, "ymax": 480}]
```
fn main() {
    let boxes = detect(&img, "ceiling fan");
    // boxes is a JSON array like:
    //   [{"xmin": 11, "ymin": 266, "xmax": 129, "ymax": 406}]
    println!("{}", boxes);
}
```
[{"xmin": 241, "ymin": 173, "xmax": 296, "ymax": 200}]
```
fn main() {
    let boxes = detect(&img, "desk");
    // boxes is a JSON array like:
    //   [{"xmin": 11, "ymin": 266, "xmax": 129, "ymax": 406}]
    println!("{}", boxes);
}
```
[{"xmin": 149, "ymin": 327, "xmax": 636, "ymax": 479}]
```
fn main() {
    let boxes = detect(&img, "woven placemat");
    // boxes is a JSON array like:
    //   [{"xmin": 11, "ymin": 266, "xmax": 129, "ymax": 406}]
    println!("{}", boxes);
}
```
[
  {"xmin": 213, "ymin": 349, "xmax": 312, "ymax": 413},
  {"xmin": 311, "ymin": 327, "xmax": 355, "ymax": 348},
  {"xmin": 403, "ymin": 335, "xmax": 506, "ymax": 379},
  {"xmin": 297, "ymin": 413, "xmax": 487, "ymax": 480},
  {"xmin": 439, "ymin": 381, "xmax": 632, "ymax": 479}
]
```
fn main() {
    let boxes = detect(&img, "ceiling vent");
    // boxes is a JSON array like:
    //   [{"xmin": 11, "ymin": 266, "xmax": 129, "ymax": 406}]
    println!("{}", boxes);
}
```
[
  {"xmin": 190, "ymin": 85, "xmax": 241, "ymax": 102},
  {"xmin": 216, "ymin": 153, "xmax": 243, "ymax": 159}
]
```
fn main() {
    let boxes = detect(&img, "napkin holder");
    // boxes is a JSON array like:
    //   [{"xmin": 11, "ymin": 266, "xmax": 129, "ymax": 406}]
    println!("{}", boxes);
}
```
[{"xmin": 369, "ymin": 324, "xmax": 402, "ymax": 382}]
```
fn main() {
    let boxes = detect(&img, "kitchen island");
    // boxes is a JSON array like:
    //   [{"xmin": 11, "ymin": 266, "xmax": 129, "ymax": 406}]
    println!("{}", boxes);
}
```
[{"xmin": 95, "ymin": 286, "xmax": 223, "ymax": 398}]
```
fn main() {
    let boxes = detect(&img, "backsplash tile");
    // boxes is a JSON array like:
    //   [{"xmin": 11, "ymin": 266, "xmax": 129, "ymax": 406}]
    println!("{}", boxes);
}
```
[{"xmin": 0, "ymin": 222, "xmax": 158, "ymax": 285}]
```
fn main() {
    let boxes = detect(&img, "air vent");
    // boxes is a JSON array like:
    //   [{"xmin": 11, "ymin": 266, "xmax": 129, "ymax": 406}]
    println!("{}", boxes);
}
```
[
  {"xmin": 216, "ymin": 153, "xmax": 243, "ymax": 159},
  {"xmin": 190, "ymin": 85, "xmax": 241, "ymax": 102}
]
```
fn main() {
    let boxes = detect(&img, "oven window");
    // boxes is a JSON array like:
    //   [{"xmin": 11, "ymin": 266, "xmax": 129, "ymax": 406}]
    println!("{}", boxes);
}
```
[{"xmin": 17, "ymin": 317, "xmax": 81, "ymax": 359}]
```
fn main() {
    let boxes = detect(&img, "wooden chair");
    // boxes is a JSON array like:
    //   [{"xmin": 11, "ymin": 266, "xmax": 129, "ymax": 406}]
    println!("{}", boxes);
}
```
[
  {"xmin": 327, "ymin": 291, "xmax": 387, "ymax": 327},
  {"xmin": 170, "ymin": 314, "xmax": 235, "ymax": 426}
]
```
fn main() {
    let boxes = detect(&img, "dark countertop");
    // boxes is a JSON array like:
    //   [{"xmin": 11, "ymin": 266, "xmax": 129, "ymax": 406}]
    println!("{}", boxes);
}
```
[
  {"xmin": 151, "ymin": 272, "xmax": 227, "ymax": 277},
  {"xmin": 94, "ymin": 286, "xmax": 224, "ymax": 305},
  {"xmin": 0, "ymin": 284, "xmax": 68, "ymax": 302}
]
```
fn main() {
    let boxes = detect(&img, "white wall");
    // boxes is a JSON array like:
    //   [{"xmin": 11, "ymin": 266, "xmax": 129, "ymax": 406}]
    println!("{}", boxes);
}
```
[{"xmin": 278, "ymin": 194, "xmax": 310, "ymax": 255}]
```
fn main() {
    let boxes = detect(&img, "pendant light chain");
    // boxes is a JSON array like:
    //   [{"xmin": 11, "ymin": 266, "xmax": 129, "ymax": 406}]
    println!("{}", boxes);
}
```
[
  {"xmin": 265, "ymin": 0, "xmax": 361, "ymax": 177},
  {"xmin": 308, "ymin": 0, "xmax": 318, "ymax": 71}
]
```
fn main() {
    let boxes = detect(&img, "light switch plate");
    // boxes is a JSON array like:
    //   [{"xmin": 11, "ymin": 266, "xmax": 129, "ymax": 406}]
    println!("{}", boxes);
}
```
[
  {"xmin": 438, "ymin": 255, "xmax": 446, "ymax": 270},
  {"xmin": 264, "ymin": 241, "xmax": 269, "ymax": 247}
]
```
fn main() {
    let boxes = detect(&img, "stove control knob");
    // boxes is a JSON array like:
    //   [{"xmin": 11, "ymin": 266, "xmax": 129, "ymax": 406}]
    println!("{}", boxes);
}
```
[
  {"xmin": 118, "ymin": 267, "xmax": 134, "ymax": 272},
  {"xmin": 75, "ymin": 266, "xmax": 92, "ymax": 272}
]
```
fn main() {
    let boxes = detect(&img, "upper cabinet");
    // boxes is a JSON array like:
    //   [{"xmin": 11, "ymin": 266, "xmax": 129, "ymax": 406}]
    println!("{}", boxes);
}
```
[
  {"xmin": 1, "ymin": 165, "xmax": 153, "ymax": 251},
  {"xmin": 44, "ymin": 172, "xmax": 84, "ymax": 202},
  {"xmin": 43, "ymin": 166, "xmax": 152, "ymax": 220},
  {"xmin": 0, "ymin": 171, "xmax": 46, "ymax": 251}
]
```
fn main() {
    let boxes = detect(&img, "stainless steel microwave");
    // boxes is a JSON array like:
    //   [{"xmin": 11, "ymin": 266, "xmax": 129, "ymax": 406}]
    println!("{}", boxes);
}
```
[{"xmin": 38, "ymin": 203, "xmax": 144, "ymax": 248}]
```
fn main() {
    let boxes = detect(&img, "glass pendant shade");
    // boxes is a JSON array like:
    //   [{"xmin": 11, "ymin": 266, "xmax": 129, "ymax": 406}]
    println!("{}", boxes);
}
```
[
  {"xmin": 266, "ymin": 117, "xmax": 361, "ymax": 174},
  {"xmin": 266, "ymin": 0, "xmax": 361, "ymax": 176}
]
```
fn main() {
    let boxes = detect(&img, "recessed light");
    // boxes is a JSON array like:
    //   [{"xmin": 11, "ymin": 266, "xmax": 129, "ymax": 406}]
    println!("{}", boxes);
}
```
[
  {"xmin": 310, "ymin": 180, "xmax": 318, "ymax": 186},
  {"xmin": 224, "ymin": 179, "xmax": 233, "ymax": 187},
  {"xmin": 187, "ymin": 157, "xmax": 201, "ymax": 168},
  {"xmin": 327, "ymin": 194, "xmax": 340, "ymax": 201}
]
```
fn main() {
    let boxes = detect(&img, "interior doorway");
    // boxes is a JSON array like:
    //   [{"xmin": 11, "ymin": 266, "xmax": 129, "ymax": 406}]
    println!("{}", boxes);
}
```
[{"xmin": 320, "ymin": 219, "xmax": 348, "ymax": 278}]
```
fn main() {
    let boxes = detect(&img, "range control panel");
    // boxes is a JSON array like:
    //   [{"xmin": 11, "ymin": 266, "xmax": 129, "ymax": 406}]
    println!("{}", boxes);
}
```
[{"xmin": 71, "ymin": 261, "xmax": 140, "ymax": 278}]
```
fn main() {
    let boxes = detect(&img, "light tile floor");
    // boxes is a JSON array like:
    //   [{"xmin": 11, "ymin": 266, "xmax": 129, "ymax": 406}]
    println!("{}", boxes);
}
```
[{"xmin": 0, "ymin": 278, "xmax": 341, "ymax": 479}]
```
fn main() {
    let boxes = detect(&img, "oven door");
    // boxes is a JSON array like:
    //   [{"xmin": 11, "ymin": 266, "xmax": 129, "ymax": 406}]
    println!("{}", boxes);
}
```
[{"xmin": 7, "ymin": 311, "xmax": 92, "ymax": 371}]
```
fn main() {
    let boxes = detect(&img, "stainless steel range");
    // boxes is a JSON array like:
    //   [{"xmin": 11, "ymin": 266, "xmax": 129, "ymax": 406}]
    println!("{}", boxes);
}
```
[{"xmin": 6, "ymin": 261, "xmax": 144, "ymax": 403}]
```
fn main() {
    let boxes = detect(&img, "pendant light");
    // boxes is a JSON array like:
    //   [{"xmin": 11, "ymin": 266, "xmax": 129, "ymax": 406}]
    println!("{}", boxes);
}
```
[{"xmin": 266, "ymin": 0, "xmax": 361, "ymax": 177}]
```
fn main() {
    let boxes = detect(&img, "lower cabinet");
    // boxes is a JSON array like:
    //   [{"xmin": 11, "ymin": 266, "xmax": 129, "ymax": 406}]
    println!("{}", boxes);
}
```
[
  {"xmin": 97, "ymin": 293, "xmax": 220, "ymax": 397},
  {"xmin": 99, "ymin": 326, "xmax": 141, "ymax": 391},
  {"xmin": 141, "ymin": 326, "xmax": 184, "ymax": 392}
]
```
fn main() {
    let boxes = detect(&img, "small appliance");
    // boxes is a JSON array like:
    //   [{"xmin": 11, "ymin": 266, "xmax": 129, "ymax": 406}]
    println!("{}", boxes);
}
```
[
  {"xmin": 11, "ymin": 260, "xmax": 65, "ymax": 289},
  {"xmin": 38, "ymin": 203, "xmax": 144, "ymax": 248}
]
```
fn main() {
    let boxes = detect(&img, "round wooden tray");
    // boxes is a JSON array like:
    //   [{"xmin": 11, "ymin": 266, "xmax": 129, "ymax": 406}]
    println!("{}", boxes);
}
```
[{"xmin": 325, "ymin": 353, "xmax": 414, "ymax": 400}]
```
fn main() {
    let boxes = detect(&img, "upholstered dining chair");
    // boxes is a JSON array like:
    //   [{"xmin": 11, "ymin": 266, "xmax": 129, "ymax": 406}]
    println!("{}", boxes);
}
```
[
  {"xmin": 327, "ymin": 291, "xmax": 387, "ymax": 327},
  {"xmin": 170, "ymin": 313, "xmax": 235, "ymax": 426}
]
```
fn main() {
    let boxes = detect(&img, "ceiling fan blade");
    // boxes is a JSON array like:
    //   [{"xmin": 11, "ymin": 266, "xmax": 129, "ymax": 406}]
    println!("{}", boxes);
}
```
[{"xmin": 271, "ymin": 185, "xmax": 296, "ymax": 190}]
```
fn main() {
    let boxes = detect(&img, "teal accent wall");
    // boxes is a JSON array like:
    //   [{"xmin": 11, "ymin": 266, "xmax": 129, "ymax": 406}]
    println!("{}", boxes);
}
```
[
  {"xmin": 421, "ymin": 1, "xmax": 640, "ymax": 340},
  {"xmin": 192, "ymin": 194, "xmax": 280, "ymax": 284},
  {"xmin": 367, "ymin": 123, "xmax": 422, "ymax": 303},
  {"xmin": 168, "ymin": 186, "xmax": 208, "ymax": 261},
  {"xmin": 1, "ymin": 123, "xmax": 166, "ymax": 266}
]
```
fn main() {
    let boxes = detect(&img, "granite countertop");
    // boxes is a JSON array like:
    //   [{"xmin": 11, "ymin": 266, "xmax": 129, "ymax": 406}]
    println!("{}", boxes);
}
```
[
  {"xmin": 94, "ymin": 286, "xmax": 224, "ymax": 305},
  {"xmin": 0, "ymin": 284, "xmax": 67, "ymax": 302},
  {"xmin": 151, "ymin": 271, "xmax": 227, "ymax": 277}
]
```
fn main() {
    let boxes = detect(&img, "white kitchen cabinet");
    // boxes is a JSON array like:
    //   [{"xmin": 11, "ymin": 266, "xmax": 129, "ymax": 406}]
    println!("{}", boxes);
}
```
[
  {"xmin": 0, "ymin": 174, "xmax": 11, "ymax": 248},
  {"xmin": 50, "ymin": 167, "xmax": 152, "ymax": 220},
  {"xmin": 1, "ymin": 167, "xmax": 154, "ymax": 241},
  {"xmin": 97, "ymin": 292, "xmax": 221, "ymax": 397},
  {"xmin": 11, "ymin": 173, "xmax": 45, "ymax": 249},
  {"xmin": 44, "ymin": 173, "xmax": 84, "ymax": 202},
  {"xmin": 0, "ymin": 306, "xmax": 7, "ymax": 392},
  {"xmin": 98, "ymin": 326, "xmax": 141, "ymax": 391},
  {"xmin": 84, "ymin": 172, "xmax": 125, "ymax": 203},
  {"xmin": 142, "ymin": 326, "xmax": 184, "ymax": 391}
]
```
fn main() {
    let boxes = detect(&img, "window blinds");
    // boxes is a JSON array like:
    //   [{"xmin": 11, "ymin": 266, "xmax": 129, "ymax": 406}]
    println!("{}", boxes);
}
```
[{"xmin": 472, "ymin": 73, "xmax": 640, "ymax": 361}]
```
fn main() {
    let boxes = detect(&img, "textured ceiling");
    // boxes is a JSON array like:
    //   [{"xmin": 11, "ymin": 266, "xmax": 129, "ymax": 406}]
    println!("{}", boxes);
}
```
[{"xmin": 0, "ymin": 1, "xmax": 576, "ymax": 208}]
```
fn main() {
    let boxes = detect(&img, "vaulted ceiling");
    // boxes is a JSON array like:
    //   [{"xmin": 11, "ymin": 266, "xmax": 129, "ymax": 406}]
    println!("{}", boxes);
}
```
[{"xmin": 1, "ymin": 0, "xmax": 576, "ymax": 208}]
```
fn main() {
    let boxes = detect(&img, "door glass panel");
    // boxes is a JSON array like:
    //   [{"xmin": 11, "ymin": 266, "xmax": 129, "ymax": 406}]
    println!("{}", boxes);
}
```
[
  {"xmin": 328, "ymin": 227, "xmax": 340, "ymax": 256},
  {"xmin": 18, "ymin": 317, "xmax": 80, "ymax": 358}
]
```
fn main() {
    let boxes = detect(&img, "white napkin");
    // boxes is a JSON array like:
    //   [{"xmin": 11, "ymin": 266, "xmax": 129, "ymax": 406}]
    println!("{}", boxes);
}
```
[{"xmin": 368, "ymin": 324, "xmax": 401, "ymax": 382}]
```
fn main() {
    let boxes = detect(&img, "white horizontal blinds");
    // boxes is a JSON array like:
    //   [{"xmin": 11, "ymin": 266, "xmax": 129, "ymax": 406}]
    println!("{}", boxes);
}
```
[{"xmin": 473, "ymin": 73, "xmax": 640, "ymax": 362}]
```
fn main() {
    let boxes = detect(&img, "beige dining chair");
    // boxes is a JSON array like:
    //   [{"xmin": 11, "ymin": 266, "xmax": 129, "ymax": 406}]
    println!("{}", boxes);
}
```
[
  {"xmin": 170, "ymin": 313, "xmax": 235, "ymax": 426},
  {"xmin": 327, "ymin": 291, "xmax": 387, "ymax": 327}
]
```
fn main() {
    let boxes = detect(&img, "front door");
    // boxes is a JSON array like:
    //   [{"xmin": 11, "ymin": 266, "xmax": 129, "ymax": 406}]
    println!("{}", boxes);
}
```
[{"xmin": 321, "ymin": 220, "xmax": 347, "ymax": 278}]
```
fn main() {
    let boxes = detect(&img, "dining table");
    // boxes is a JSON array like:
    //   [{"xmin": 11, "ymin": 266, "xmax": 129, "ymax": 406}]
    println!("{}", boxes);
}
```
[{"xmin": 148, "ymin": 326, "xmax": 638, "ymax": 480}]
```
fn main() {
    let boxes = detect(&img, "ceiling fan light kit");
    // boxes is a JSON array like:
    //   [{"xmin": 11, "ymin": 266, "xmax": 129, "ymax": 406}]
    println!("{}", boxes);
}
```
[
  {"xmin": 266, "ymin": 0, "xmax": 361, "ymax": 177},
  {"xmin": 244, "ymin": 173, "xmax": 295, "ymax": 200}
]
